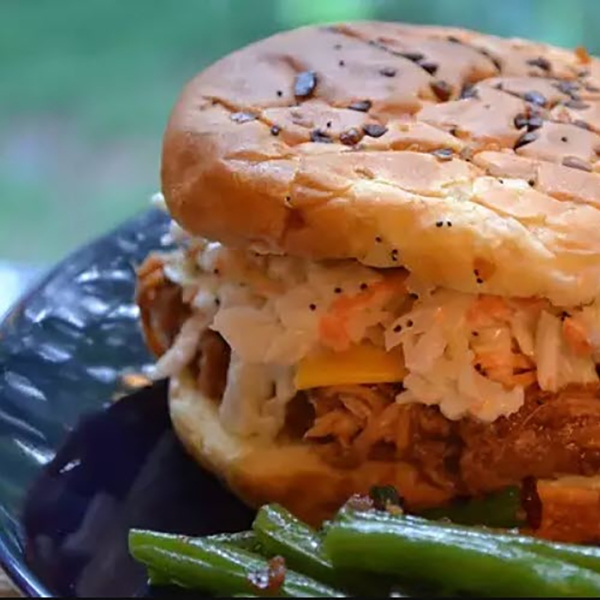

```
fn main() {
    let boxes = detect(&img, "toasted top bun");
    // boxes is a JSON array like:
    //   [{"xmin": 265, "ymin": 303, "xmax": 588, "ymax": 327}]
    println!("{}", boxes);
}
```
[
  {"xmin": 163, "ymin": 22, "xmax": 600, "ymax": 306},
  {"xmin": 169, "ymin": 372, "xmax": 452, "ymax": 525}
]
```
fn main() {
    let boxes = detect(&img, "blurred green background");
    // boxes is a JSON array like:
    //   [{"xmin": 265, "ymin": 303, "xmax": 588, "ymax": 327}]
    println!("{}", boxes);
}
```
[{"xmin": 1, "ymin": 0, "xmax": 600, "ymax": 266}]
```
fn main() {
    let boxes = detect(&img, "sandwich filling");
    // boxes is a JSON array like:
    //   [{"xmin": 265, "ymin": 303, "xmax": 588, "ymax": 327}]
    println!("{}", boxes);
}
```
[{"xmin": 138, "ymin": 201, "xmax": 600, "ymax": 501}]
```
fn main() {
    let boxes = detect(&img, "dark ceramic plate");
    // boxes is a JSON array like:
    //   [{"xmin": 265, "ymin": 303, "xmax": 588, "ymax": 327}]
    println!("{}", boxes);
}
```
[{"xmin": 0, "ymin": 210, "xmax": 254, "ymax": 597}]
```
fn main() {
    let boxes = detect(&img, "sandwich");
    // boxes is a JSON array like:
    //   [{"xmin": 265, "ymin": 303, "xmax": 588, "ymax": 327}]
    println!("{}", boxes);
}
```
[{"xmin": 136, "ymin": 22, "xmax": 600, "ymax": 542}]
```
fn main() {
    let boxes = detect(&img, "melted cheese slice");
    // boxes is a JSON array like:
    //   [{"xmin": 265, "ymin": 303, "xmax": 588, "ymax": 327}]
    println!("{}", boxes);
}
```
[{"xmin": 295, "ymin": 343, "xmax": 407, "ymax": 390}]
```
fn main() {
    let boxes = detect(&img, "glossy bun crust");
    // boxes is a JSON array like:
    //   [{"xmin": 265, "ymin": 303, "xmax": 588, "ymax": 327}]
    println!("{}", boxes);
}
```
[{"xmin": 163, "ymin": 22, "xmax": 600, "ymax": 305}]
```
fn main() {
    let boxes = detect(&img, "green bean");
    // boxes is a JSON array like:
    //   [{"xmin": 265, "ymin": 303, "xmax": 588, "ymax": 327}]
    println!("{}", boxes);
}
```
[
  {"xmin": 338, "ymin": 507, "xmax": 600, "ymax": 576},
  {"xmin": 252, "ymin": 505, "xmax": 333, "ymax": 583},
  {"xmin": 147, "ymin": 568, "xmax": 171, "ymax": 587},
  {"xmin": 253, "ymin": 505, "xmax": 427, "ymax": 597},
  {"xmin": 148, "ymin": 531, "xmax": 263, "ymax": 588},
  {"xmin": 129, "ymin": 529, "xmax": 345, "ymax": 597},
  {"xmin": 209, "ymin": 531, "xmax": 263, "ymax": 553},
  {"xmin": 494, "ymin": 536, "xmax": 600, "ymax": 578},
  {"xmin": 325, "ymin": 512, "xmax": 600, "ymax": 597},
  {"xmin": 255, "ymin": 505, "xmax": 385, "ymax": 595},
  {"xmin": 420, "ymin": 486, "xmax": 524, "ymax": 528}
]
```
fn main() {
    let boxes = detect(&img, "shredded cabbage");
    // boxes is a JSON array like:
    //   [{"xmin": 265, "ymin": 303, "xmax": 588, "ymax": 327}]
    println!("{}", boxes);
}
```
[
  {"xmin": 153, "ymin": 228, "xmax": 600, "ymax": 437},
  {"xmin": 153, "ymin": 312, "xmax": 213, "ymax": 379},
  {"xmin": 388, "ymin": 290, "xmax": 526, "ymax": 422},
  {"xmin": 218, "ymin": 354, "xmax": 295, "ymax": 439},
  {"xmin": 536, "ymin": 310, "xmax": 598, "ymax": 391}
]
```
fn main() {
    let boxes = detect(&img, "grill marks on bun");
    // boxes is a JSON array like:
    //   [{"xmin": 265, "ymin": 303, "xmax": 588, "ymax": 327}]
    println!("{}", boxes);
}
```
[{"xmin": 162, "ymin": 22, "xmax": 600, "ymax": 305}]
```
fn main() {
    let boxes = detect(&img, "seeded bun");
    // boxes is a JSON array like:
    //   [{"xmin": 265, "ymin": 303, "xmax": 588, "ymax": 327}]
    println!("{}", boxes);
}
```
[
  {"xmin": 169, "ymin": 371, "xmax": 452, "ymax": 525},
  {"xmin": 162, "ymin": 22, "xmax": 600, "ymax": 306}
]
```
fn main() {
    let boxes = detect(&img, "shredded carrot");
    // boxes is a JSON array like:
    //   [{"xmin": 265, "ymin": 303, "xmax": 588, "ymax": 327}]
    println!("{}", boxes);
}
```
[
  {"xmin": 511, "ymin": 353, "xmax": 536, "ymax": 370},
  {"xmin": 319, "ymin": 313, "xmax": 351, "ymax": 351},
  {"xmin": 484, "ymin": 366, "xmax": 515, "ymax": 385},
  {"xmin": 484, "ymin": 366, "xmax": 537, "ymax": 388},
  {"xmin": 562, "ymin": 317, "xmax": 593, "ymax": 356},
  {"xmin": 510, "ymin": 371, "xmax": 538, "ymax": 387},
  {"xmin": 475, "ymin": 350, "xmax": 533, "ymax": 371},
  {"xmin": 329, "ymin": 293, "xmax": 371, "ymax": 315},
  {"xmin": 473, "ymin": 341, "xmax": 537, "ymax": 388},
  {"xmin": 319, "ymin": 271, "xmax": 406, "ymax": 349},
  {"xmin": 467, "ymin": 295, "xmax": 511, "ymax": 327},
  {"xmin": 329, "ymin": 272, "xmax": 406, "ymax": 314},
  {"xmin": 477, "ymin": 295, "xmax": 511, "ymax": 319},
  {"xmin": 512, "ymin": 297, "xmax": 547, "ymax": 315},
  {"xmin": 474, "ymin": 351, "xmax": 512, "ymax": 370}
]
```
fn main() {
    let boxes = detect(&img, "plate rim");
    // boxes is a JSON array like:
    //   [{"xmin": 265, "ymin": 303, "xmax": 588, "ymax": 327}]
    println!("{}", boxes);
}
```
[
  {"xmin": 0, "ymin": 208, "xmax": 162, "ymax": 333},
  {"xmin": 0, "ymin": 536, "xmax": 49, "ymax": 598},
  {"xmin": 0, "ymin": 208, "xmax": 163, "ymax": 598}
]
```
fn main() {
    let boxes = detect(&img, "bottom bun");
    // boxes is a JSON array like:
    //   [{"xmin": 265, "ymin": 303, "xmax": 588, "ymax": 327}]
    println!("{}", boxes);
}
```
[{"xmin": 169, "ymin": 372, "xmax": 453, "ymax": 525}]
